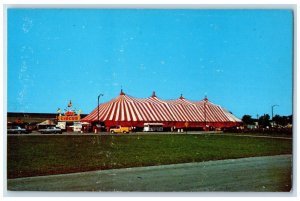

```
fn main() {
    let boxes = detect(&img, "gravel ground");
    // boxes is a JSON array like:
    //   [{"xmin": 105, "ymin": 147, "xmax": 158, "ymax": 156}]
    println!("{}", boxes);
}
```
[{"xmin": 6, "ymin": 154, "xmax": 292, "ymax": 193}]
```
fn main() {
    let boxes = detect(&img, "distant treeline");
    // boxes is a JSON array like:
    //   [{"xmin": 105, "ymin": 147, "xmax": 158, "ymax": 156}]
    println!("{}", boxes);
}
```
[
  {"xmin": 224, "ymin": 127, "xmax": 292, "ymax": 136},
  {"xmin": 242, "ymin": 114, "xmax": 292, "ymax": 128}
]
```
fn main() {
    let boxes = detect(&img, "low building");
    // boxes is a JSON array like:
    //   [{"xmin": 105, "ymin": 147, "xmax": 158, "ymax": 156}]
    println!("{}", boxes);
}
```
[{"xmin": 7, "ymin": 112, "xmax": 87, "ymax": 131}]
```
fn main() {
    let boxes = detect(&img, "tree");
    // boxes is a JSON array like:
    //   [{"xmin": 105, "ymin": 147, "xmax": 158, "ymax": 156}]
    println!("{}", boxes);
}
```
[
  {"xmin": 273, "ymin": 115, "xmax": 282, "ymax": 126},
  {"xmin": 242, "ymin": 115, "xmax": 254, "ymax": 125},
  {"xmin": 258, "ymin": 114, "xmax": 271, "ymax": 128},
  {"xmin": 288, "ymin": 115, "xmax": 292, "ymax": 124},
  {"xmin": 273, "ymin": 115, "xmax": 293, "ymax": 126}
]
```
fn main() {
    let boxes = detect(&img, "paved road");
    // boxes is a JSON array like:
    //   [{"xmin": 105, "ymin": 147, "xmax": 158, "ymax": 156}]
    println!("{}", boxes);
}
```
[
  {"xmin": 7, "ymin": 155, "xmax": 292, "ymax": 192},
  {"xmin": 8, "ymin": 131, "xmax": 292, "ymax": 140},
  {"xmin": 8, "ymin": 130, "xmax": 222, "ymax": 136}
]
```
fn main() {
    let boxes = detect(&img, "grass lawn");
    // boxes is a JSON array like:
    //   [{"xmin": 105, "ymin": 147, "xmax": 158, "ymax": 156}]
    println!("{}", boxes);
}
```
[{"xmin": 7, "ymin": 134, "xmax": 292, "ymax": 179}]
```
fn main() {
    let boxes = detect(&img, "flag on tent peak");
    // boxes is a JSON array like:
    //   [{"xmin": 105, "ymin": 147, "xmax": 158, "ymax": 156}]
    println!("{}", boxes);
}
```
[{"xmin": 68, "ymin": 100, "xmax": 72, "ymax": 107}]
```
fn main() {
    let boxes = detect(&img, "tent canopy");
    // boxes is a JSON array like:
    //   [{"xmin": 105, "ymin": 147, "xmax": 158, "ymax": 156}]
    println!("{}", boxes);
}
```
[{"xmin": 82, "ymin": 90, "xmax": 242, "ymax": 128}]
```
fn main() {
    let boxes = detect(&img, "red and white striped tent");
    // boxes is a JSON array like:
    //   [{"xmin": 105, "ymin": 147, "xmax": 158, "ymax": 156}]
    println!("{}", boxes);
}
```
[{"xmin": 82, "ymin": 90, "xmax": 242, "ymax": 130}]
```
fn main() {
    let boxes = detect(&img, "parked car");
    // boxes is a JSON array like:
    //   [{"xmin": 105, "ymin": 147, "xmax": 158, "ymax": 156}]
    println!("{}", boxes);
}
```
[
  {"xmin": 38, "ymin": 126, "xmax": 62, "ymax": 134},
  {"xmin": 110, "ymin": 125, "xmax": 132, "ymax": 133},
  {"xmin": 7, "ymin": 126, "xmax": 31, "ymax": 134}
]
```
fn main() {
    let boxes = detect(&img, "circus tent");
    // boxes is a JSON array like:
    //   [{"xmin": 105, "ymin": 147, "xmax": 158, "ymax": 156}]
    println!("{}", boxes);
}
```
[{"xmin": 81, "ymin": 90, "xmax": 242, "ymax": 131}]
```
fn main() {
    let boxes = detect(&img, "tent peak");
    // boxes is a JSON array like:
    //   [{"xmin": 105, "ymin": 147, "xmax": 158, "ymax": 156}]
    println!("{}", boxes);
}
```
[
  {"xmin": 151, "ymin": 91, "xmax": 156, "ymax": 98},
  {"xmin": 120, "ymin": 89, "xmax": 125, "ymax": 95},
  {"xmin": 179, "ymin": 94, "xmax": 184, "ymax": 99}
]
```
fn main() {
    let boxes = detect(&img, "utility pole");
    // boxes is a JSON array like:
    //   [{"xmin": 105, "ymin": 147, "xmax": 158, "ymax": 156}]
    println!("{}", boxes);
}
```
[
  {"xmin": 98, "ymin": 94, "xmax": 104, "ymax": 127},
  {"xmin": 204, "ymin": 96, "xmax": 208, "ymax": 131},
  {"xmin": 271, "ymin": 105, "xmax": 279, "ymax": 127}
]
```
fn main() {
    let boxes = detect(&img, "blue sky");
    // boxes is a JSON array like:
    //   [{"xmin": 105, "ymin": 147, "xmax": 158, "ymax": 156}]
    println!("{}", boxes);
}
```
[{"xmin": 7, "ymin": 9, "xmax": 293, "ymax": 118}]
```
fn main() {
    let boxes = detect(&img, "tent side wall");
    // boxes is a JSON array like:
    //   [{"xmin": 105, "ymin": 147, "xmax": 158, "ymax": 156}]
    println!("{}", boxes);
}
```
[{"xmin": 103, "ymin": 120, "xmax": 242, "ymax": 130}]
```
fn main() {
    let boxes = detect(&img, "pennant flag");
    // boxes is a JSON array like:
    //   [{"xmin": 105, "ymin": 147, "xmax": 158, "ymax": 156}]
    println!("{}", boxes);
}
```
[{"xmin": 68, "ymin": 100, "xmax": 72, "ymax": 107}]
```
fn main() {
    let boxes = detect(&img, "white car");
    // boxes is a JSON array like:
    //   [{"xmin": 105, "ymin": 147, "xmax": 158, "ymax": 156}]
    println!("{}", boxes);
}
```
[
  {"xmin": 39, "ymin": 126, "xmax": 62, "ymax": 134},
  {"xmin": 7, "ymin": 126, "xmax": 30, "ymax": 134}
]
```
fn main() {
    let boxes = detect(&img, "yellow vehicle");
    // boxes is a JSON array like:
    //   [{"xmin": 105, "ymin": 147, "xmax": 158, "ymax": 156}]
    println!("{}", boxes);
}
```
[{"xmin": 110, "ymin": 125, "xmax": 132, "ymax": 134}]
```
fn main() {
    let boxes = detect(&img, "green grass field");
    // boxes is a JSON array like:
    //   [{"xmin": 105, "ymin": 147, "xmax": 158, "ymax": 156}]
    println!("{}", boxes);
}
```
[{"xmin": 7, "ymin": 134, "xmax": 292, "ymax": 179}]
